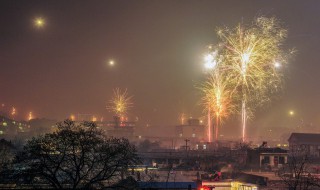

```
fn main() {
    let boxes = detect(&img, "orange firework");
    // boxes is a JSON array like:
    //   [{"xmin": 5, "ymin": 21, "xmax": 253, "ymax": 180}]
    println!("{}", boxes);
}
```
[{"xmin": 200, "ymin": 71, "xmax": 235, "ymax": 141}]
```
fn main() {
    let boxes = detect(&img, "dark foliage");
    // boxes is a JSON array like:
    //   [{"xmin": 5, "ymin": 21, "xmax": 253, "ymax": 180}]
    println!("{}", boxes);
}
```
[{"xmin": 14, "ymin": 120, "xmax": 139, "ymax": 189}]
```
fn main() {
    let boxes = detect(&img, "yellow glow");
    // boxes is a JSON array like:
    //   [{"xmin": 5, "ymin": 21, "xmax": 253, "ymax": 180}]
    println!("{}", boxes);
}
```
[
  {"xmin": 289, "ymin": 110, "xmax": 294, "ymax": 116},
  {"xmin": 11, "ymin": 107, "xmax": 16, "ymax": 116},
  {"xmin": 200, "ymin": 72, "xmax": 235, "ymax": 141},
  {"xmin": 211, "ymin": 17, "xmax": 289, "ymax": 141},
  {"xmin": 28, "ymin": 112, "xmax": 33, "ymax": 121},
  {"xmin": 179, "ymin": 113, "xmax": 186, "ymax": 125},
  {"xmin": 70, "ymin": 114, "xmax": 75, "ymax": 121},
  {"xmin": 274, "ymin": 61, "xmax": 281, "ymax": 68},
  {"xmin": 92, "ymin": 116, "xmax": 97, "ymax": 122},
  {"xmin": 106, "ymin": 88, "xmax": 133, "ymax": 116},
  {"xmin": 109, "ymin": 59, "xmax": 115, "ymax": 66},
  {"xmin": 241, "ymin": 52, "xmax": 251, "ymax": 64},
  {"xmin": 34, "ymin": 17, "xmax": 45, "ymax": 28}
]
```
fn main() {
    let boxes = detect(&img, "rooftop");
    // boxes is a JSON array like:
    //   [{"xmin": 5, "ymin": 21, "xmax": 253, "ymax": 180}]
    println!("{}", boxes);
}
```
[{"xmin": 288, "ymin": 133, "xmax": 320, "ymax": 144}]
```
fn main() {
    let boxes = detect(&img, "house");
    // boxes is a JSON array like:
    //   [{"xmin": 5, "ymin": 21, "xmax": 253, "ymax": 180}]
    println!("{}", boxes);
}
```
[
  {"xmin": 175, "ymin": 119, "xmax": 205, "ymax": 140},
  {"xmin": 288, "ymin": 133, "xmax": 320, "ymax": 157},
  {"xmin": 138, "ymin": 182, "xmax": 197, "ymax": 189},
  {"xmin": 247, "ymin": 147, "xmax": 288, "ymax": 169}
]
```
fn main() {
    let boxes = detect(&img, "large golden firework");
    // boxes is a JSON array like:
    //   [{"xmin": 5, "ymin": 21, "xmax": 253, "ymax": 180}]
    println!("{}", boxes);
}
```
[
  {"xmin": 106, "ymin": 88, "xmax": 133, "ymax": 116},
  {"xmin": 204, "ymin": 17, "xmax": 290, "ymax": 141}
]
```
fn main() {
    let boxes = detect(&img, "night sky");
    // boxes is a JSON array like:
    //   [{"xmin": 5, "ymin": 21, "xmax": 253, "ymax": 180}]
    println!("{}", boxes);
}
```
[{"xmin": 1, "ymin": 1, "xmax": 320, "ymax": 137}]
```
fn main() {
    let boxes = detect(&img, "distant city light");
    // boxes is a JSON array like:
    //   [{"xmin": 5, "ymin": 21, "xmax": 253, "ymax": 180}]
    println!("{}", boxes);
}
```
[
  {"xmin": 70, "ymin": 114, "xmax": 75, "ymax": 121},
  {"xmin": 11, "ymin": 107, "xmax": 16, "ymax": 116}
]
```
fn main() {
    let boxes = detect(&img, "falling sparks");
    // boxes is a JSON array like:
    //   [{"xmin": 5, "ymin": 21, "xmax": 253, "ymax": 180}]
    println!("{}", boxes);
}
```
[
  {"xmin": 179, "ymin": 113, "xmax": 186, "ymax": 125},
  {"xmin": 200, "ymin": 72, "xmax": 235, "ymax": 141},
  {"xmin": 28, "ymin": 112, "xmax": 33, "ymax": 121},
  {"xmin": 11, "ymin": 107, "xmax": 16, "ymax": 117},
  {"xmin": 106, "ymin": 88, "xmax": 133, "ymax": 117},
  {"xmin": 202, "ymin": 16, "xmax": 290, "ymax": 142}
]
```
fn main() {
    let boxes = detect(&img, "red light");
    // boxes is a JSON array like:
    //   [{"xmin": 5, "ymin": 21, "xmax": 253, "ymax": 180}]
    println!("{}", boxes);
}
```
[{"xmin": 199, "ymin": 186, "xmax": 210, "ymax": 190}]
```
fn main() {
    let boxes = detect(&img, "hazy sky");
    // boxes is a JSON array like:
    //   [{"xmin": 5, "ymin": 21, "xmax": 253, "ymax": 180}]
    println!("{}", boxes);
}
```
[{"xmin": 1, "ymin": 0, "xmax": 320, "ymax": 135}]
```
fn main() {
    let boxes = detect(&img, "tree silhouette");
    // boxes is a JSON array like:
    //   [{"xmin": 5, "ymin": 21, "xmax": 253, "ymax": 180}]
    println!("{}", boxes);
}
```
[
  {"xmin": 278, "ymin": 148, "xmax": 320, "ymax": 190},
  {"xmin": 15, "ymin": 120, "xmax": 139, "ymax": 189}
]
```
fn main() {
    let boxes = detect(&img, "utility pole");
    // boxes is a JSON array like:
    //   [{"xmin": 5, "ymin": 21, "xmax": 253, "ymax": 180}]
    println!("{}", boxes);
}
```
[{"xmin": 185, "ymin": 139, "xmax": 190, "ymax": 151}]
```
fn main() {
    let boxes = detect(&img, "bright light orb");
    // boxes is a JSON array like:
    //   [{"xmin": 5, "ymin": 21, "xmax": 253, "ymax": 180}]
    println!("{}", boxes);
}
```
[
  {"xmin": 204, "ymin": 54, "xmax": 214, "ymax": 63},
  {"xmin": 204, "ymin": 52, "xmax": 217, "ymax": 70},
  {"xmin": 241, "ymin": 52, "xmax": 251, "ymax": 63},
  {"xmin": 274, "ymin": 61, "xmax": 281, "ymax": 68},
  {"xmin": 34, "ymin": 17, "xmax": 45, "ymax": 28},
  {"xmin": 204, "ymin": 61, "xmax": 216, "ymax": 70},
  {"xmin": 289, "ymin": 110, "xmax": 294, "ymax": 116},
  {"xmin": 109, "ymin": 60, "xmax": 115, "ymax": 66}
]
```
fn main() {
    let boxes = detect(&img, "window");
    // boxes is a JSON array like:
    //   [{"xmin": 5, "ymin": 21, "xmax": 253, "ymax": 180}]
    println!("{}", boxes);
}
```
[
  {"xmin": 279, "ymin": 156, "xmax": 285, "ymax": 164},
  {"xmin": 263, "ymin": 156, "xmax": 270, "ymax": 164}
]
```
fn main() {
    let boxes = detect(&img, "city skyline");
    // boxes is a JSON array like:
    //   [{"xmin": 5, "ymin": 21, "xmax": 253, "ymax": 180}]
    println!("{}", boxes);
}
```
[{"xmin": 1, "ymin": 1, "xmax": 319, "ymax": 138}]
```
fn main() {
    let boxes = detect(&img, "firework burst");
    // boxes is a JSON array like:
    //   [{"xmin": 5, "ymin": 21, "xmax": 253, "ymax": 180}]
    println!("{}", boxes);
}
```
[
  {"xmin": 106, "ymin": 88, "xmax": 133, "ymax": 117},
  {"xmin": 220, "ymin": 17, "xmax": 289, "ymax": 141},
  {"xmin": 200, "ymin": 71, "xmax": 235, "ymax": 141},
  {"xmin": 203, "ymin": 16, "xmax": 290, "ymax": 141}
]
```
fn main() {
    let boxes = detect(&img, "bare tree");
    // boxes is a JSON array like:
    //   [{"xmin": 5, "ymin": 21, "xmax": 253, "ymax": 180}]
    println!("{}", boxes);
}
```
[
  {"xmin": 14, "ymin": 120, "xmax": 139, "ymax": 189},
  {"xmin": 278, "ymin": 148, "xmax": 320, "ymax": 190}
]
